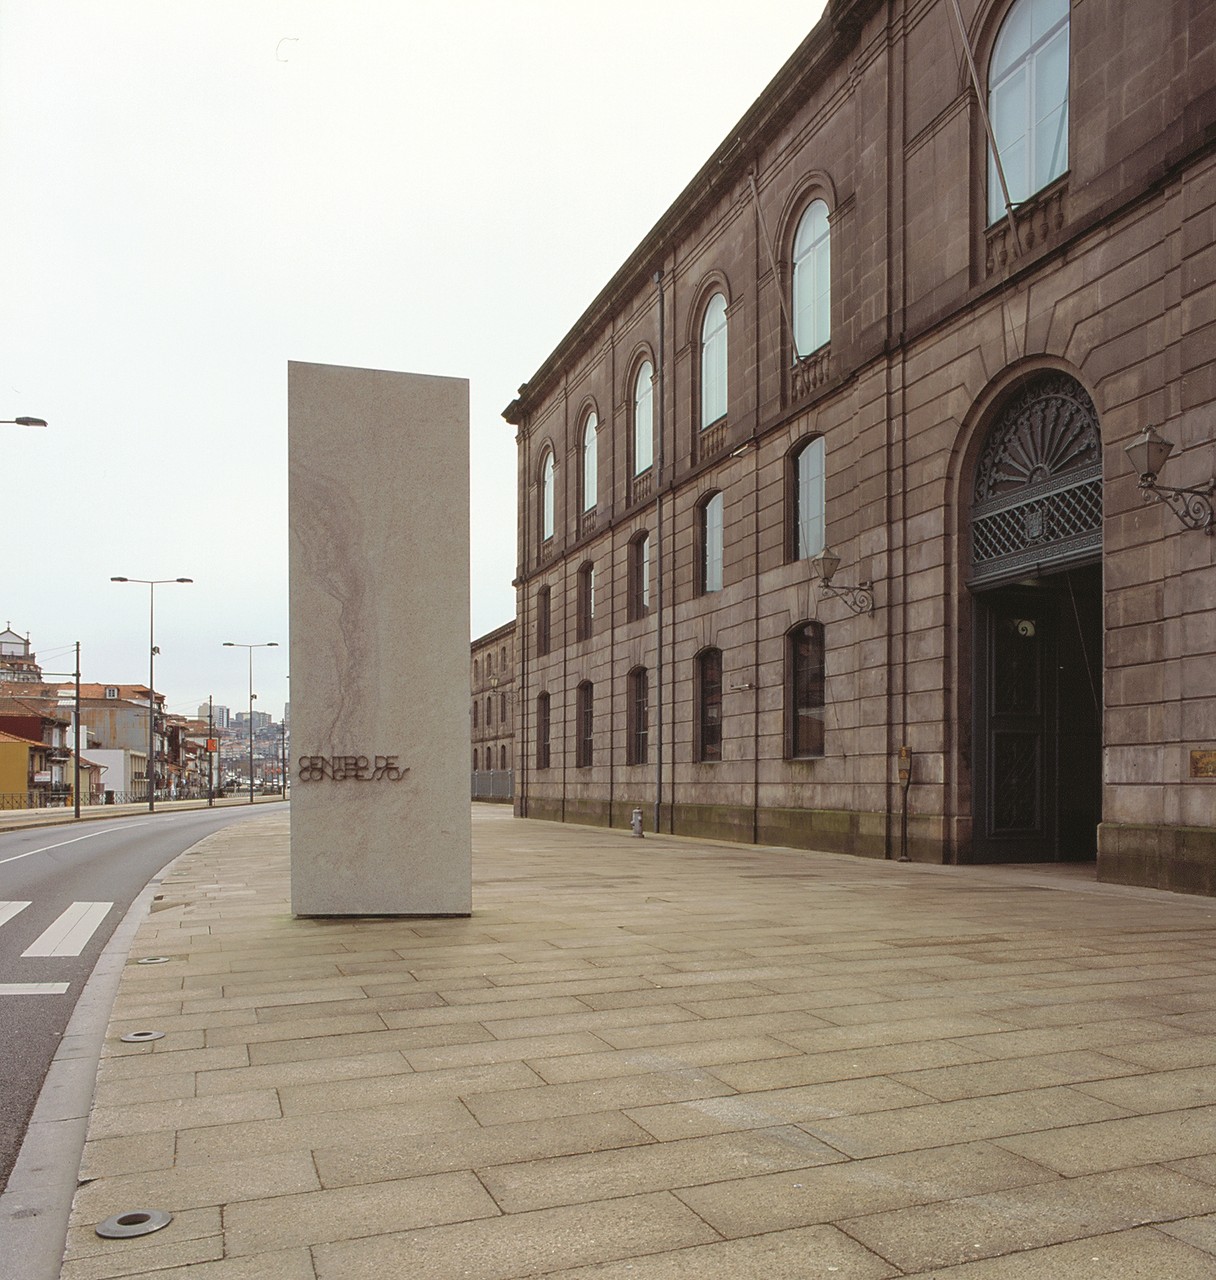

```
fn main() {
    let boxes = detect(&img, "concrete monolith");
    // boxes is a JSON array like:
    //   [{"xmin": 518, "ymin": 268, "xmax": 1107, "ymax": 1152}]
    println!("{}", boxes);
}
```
[{"xmin": 288, "ymin": 361, "xmax": 471, "ymax": 915}]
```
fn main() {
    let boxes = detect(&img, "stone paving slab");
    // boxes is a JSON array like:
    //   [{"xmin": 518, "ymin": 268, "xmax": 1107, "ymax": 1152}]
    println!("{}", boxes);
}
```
[{"xmin": 62, "ymin": 807, "xmax": 1216, "ymax": 1277}]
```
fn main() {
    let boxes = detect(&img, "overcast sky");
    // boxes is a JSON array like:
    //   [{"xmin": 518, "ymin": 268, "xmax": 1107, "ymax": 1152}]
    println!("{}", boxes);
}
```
[{"xmin": 0, "ymin": 1, "xmax": 826, "ymax": 722}]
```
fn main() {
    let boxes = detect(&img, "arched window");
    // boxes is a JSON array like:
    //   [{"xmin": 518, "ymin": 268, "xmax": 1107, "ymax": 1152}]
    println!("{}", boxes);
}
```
[
  {"xmin": 536, "ymin": 586, "xmax": 551, "ymax": 657},
  {"xmin": 792, "ymin": 200, "xmax": 831, "ymax": 357},
  {"xmin": 536, "ymin": 692, "xmax": 551, "ymax": 769},
  {"xmin": 486, "ymin": 697, "xmax": 493, "ymax": 728},
  {"xmin": 473, "ymin": 659, "xmax": 479, "ymax": 684},
  {"xmin": 628, "ymin": 531, "xmax": 650, "ymax": 621},
  {"xmin": 787, "ymin": 622, "xmax": 826, "ymax": 759},
  {"xmin": 576, "ymin": 681, "xmax": 594, "ymax": 768},
  {"xmin": 472, "ymin": 701, "xmax": 478, "ymax": 728},
  {"xmin": 576, "ymin": 562, "xmax": 595, "ymax": 641},
  {"xmin": 700, "ymin": 492, "xmax": 724, "ymax": 594},
  {"xmin": 581, "ymin": 412, "xmax": 598, "ymax": 513},
  {"xmin": 700, "ymin": 293, "xmax": 728, "ymax": 429},
  {"xmin": 696, "ymin": 648, "xmax": 723, "ymax": 763},
  {"xmin": 627, "ymin": 666, "xmax": 649, "ymax": 765},
  {"xmin": 540, "ymin": 449, "xmax": 555, "ymax": 541},
  {"xmin": 790, "ymin": 437, "xmax": 826, "ymax": 561},
  {"xmin": 500, "ymin": 645, "xmax": 508, "ymax": 673},
  {"xmin": 500, "ymin": 745, "xmax": 508, "ymax": 770},
  {"xmin": 634, "ymin": 361, "xmax": 654, "ymax": 475},
  {"xmin": 988, "ymin": 0, "xmax": 1069, "ymax": 224}
]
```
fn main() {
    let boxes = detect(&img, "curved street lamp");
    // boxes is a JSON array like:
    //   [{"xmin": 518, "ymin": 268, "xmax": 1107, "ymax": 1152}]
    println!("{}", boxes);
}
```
[
  {"xmin": 223, "ymin": 642, "xmax": 278, "ymax": 804},
  {"xmin": 110, "ymin": 576, "xmax": 193, "ymax": 811},
  {"xmin": 1, "ymin": 417, "xmax": 47, "ymax": 427}
]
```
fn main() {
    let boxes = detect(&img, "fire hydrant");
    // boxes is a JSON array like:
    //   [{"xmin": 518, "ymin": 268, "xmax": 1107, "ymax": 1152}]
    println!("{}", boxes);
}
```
[{"xmin": 631, "ymin": 807, "xmax": 644, "ymax": 838}]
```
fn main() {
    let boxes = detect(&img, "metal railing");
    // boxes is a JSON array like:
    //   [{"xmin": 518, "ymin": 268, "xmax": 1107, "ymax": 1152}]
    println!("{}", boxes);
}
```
[
  {"xmin": 471, "ymin": 769, "xmax": 514, "ymax": 801},
  {"xmin": 0, "ymin": 786, "xmax": 239, "ymax": 810}
]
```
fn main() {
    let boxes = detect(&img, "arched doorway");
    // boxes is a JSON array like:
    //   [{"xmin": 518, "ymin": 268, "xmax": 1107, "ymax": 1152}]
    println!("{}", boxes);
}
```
[{"xmin": 969, "ymin": 372, "xmax": 1103, "ymax": 862}]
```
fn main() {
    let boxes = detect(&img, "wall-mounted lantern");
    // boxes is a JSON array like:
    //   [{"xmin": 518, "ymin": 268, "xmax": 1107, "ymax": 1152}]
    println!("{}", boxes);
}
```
[
  {"xmin": 811, "ymin": 547, "xmax": 875, "ymax": 615},
  {"xmin": 1124, "ymin": 425, "xmax": 1214, "ymax": 534}
]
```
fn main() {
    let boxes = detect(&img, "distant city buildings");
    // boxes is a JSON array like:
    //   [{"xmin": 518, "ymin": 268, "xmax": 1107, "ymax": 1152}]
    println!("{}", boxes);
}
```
[
  {"xmin": 470, "ymin": 621, "xmax": 515, "ymax": 801},
  {"xmin": 0, "ymin": 624, "xmax": 288, "ymax": 805},
  {"xmin": 0, "ymin": 626, "xmax": 42, "ymax": 683},
  {"xmin": 198, "ymin": 702, "xmax": 231, "ymax": 729}
]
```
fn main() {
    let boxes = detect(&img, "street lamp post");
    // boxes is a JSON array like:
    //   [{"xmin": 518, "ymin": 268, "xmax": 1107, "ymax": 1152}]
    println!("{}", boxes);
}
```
[
  {"xmin": 111, "ymin": 576, "xmax": 193, "ymax": 812},
  {"xmin": 1, "ymin": 417, "xmax": 47, "ymax": 427},
  {"xmin": 223, "ymin": 641, "xmax": 278, "ymax": 804}
]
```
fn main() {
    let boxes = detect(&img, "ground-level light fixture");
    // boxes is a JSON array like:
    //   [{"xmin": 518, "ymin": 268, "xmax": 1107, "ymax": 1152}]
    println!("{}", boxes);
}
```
[
  {"xmin": 811, "ymin": 547, "xmax": 875, "ymax": 615},
  {"xmin": 1124, "ymin": 424, "xmax": 1214, "ymax": 534}
]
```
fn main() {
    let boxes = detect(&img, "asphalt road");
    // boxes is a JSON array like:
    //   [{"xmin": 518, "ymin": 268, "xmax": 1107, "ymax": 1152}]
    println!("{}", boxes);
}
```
[{"xmin": 0, "ymin": 803, "xmax": 287, "ymax": 1194}]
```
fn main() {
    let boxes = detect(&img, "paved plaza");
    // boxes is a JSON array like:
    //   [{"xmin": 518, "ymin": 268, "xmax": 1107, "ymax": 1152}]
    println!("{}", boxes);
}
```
[{"xmin": 53, "ymin": 807, "xmax": 1216, "ymax": 1277}]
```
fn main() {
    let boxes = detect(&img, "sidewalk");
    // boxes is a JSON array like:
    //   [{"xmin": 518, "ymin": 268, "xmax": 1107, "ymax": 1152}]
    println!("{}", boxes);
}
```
[{"xmin": 54, "ymin": 808, "xmax": 1216, "ymax": 1277}]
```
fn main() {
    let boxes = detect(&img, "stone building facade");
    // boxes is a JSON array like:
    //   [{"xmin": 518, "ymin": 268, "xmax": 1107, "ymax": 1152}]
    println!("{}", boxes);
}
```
[
  {"xmin": 471, "ymin": 621, "xmax": 516, "ymax": 798},
  {"xmin": 504, "ymin": 0, "xmax": 1216, "ymax": 893}
]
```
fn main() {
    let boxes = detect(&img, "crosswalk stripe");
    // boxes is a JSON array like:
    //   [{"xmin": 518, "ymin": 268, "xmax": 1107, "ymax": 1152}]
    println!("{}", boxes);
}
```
[
  {"xmin": 0, "ymin": 983, "xmax": 70, "ymax": 995},
  {"xmin": 21, "ymin": 901, "xmax": 114, "ymax": 958},
  {"xmin": 0, "ymin": 901, "xmax": 31, "ymax": 928}
]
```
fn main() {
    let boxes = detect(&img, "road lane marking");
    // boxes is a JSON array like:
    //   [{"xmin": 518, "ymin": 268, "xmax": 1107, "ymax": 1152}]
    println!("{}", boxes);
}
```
[
  {"xmin": 0, "ymin": 823, "xmax": 144, "ymax": 868},
  {"xmin": 0, "ymin": 900, "xmax": 31, "ymax": 928},
  {"xmin": 22, "ymin": 902, "xmax": 114, "ymax": 957},
  {"xmin": 0, "ymin": 983, "xmax": 70, "ymax": 995}
]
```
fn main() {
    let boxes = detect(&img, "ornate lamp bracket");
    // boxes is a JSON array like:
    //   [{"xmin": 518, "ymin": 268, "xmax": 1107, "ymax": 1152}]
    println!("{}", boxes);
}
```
[
  {"xmin": 1125, "ymin": 426, "xmax": 1215, "ymax": 535},
  {"xmin": 811, "ymin": 547, "xmax": 875, "ymax": 615}
]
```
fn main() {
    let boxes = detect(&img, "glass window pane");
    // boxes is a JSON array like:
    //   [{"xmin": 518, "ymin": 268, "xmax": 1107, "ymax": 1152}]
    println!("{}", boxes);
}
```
[
  {"xmin": 992, "ymin": 0, "xmax": 1032, "ymax": 77},
  {"xmin": 701, "ymin": 294, "xmax": 728, "ymax": 428},
  {"xmin": 641, "ymin": 534, "xmax": 650, "ymax": 608},
  {"xmin": 796, "ymin": 438, "xmax": 825, "ymax": 560},
  {"xmin": 699, "ymin": 649, "xmax": 723, "ymax": 762},
  {"xmin": 634, "ymin": 362, "xmax": 654, "ymax": 474},
  {"xmin": 790, "ymin": 624, "xmax": 825, "ymax": 757},
  {"xmin": 582, "ymin": 414, "xmax": 597, "ymax": 512},
  {"xmin": 989, "ymin": 0, "xmax": 1068, "ymax": 219},
  {"xmin": 792, "ymin": 201, "xmax": 830, "ymax": 357},
  {"xmin": 542, "ymin": 452, "xmax": 554, "ymax": 540},
  {"xmin": 704, "ymin": 493, "xmax": 723, "ymax": 593},
  {"xmin": 1031, "ymin": 0, "xmax": 1069, "ymax": 42}
]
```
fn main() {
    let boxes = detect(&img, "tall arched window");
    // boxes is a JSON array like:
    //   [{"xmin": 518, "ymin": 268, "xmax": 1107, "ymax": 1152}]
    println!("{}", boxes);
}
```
[
  {"xmin": 787, "ymin": 622, "xmax": 826, "ymax": 759},
  {"xmin": 576, "ymin": 562, "xmax": 595, "ymax": 641},
  {"xmin": 634, "ymin": 361, "xmax": 654, "ymax": 474},
  {"xmin": 988, "ymin": 0, "xmax": 1069, "ymax": 224},
  {"xmin": 700, "ymin": 293, "xmax": 728, "ymax": 428},
  {"xmin": 581, "ymin": 412, "xmax": 598, "ymax": 513},
  {"xmin": 792, "ymin": 200, "xmax": 831, "ymax": 357},
  {"xmin": 628, "ymin": 531, "xmax": 650, "ymax": 621},
  {"xmin": 536, "ymin": 692, "xmax": 551, "ymax": 769},
  {"xmin": 696, "ymin": 648, "xmax": 723, "ymax": 763},
  {"xmin": 536, "ymin": 585, "xmax": 551, "ymax": 656},
  {"xmin": 790, "ymin": 437, "xmax": 826, "ymax": 560},
  {"xmin": 700, "ymin": 492, "xmax": 723, "ymax": 594},
  {"xmin": 627, "ymin": 666, "xmax": 649, "ymax": 765},
  {"xmin": 576, "ymin": 681, "xmax": 594, "ymax": 768},
  {"xmin": 541, "ymin": 449, "xmax": 555, "ymax": 541}
]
